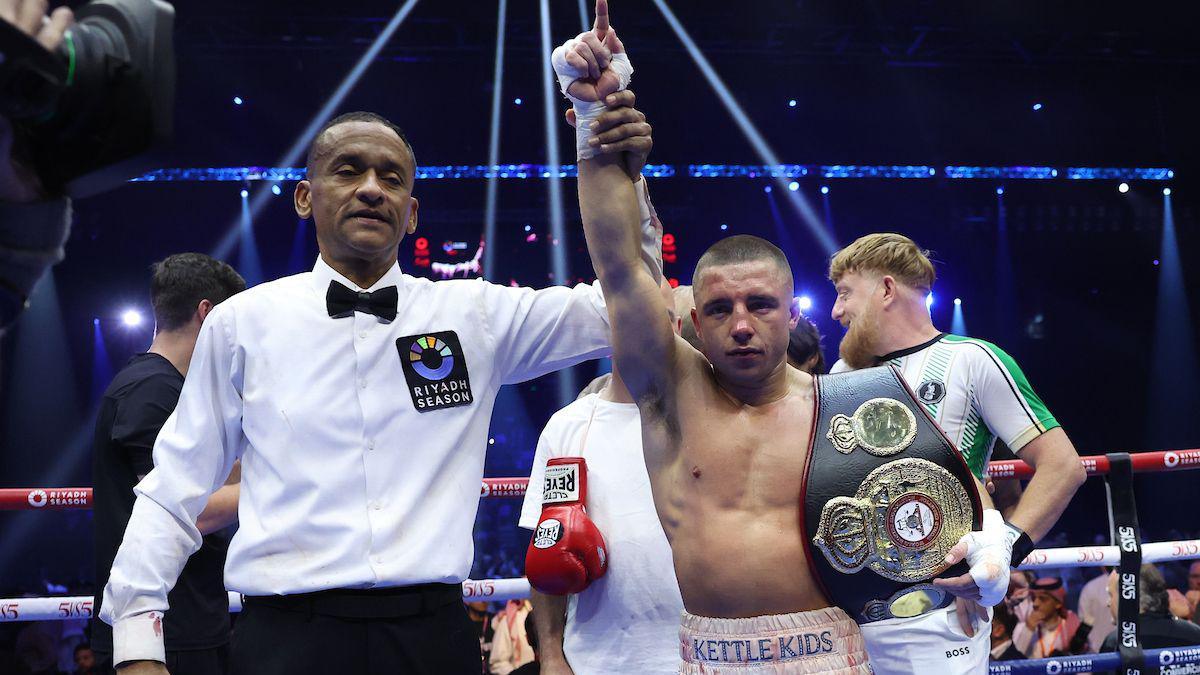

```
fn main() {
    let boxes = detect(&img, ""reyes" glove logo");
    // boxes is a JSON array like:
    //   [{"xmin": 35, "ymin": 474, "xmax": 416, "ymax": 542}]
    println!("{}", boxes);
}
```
[
  {"xmin": 542, "ymin": 463, "xmax": 581, "ymax": 504},
  {"xmin": 533, "ymin": 519, "xmax": 564, "ymax": 549}
]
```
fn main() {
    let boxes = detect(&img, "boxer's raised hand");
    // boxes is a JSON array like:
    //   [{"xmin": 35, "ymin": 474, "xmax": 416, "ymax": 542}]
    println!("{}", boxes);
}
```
[
  {"xmin": 566, "ymin": 90, "xmax": 652, "ymax": 181},
  {"xmin": 555, "ymin": 0, "xmax": 629, "ymax": 103},
  {"xmin": 553, "ymin": 1, "xmax": 648, "ymax": 178}
]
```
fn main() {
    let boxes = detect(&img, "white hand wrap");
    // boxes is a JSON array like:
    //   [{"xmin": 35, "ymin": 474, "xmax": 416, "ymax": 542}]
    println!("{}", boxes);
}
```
[
  {"xmin": 551, "ymin": 36, "xmax": 634, "ymax": 160},
  {"xmin": 956, "ymin": 509, "xmax": 1015, "ymax": 606},
  {"xmin": 636, "ymin": 179, "xmax": 663, "ymax": 284}
]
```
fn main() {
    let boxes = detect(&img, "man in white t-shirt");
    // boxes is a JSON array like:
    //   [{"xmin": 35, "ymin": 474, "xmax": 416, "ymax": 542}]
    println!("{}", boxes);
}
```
[
  {"xmin": 827, "ymin": 232, "xmax": 1087, "ymax": 673},
  {"xmin": 520, "ymin": 278, "xmax": 684, "ymax": 675}
]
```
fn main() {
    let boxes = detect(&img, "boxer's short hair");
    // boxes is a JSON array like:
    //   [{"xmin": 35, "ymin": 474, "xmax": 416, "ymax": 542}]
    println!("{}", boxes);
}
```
[
  {"xmin": 693, "ymin": 235, "xmax": 793, "ymax": 290},
  {"xmin": 828, "ymin": 233, "xmax": 935, "ymax": 293},
  {"xmin": 150, "ymin": 253, "xmax": 246, "ymax": 331}
]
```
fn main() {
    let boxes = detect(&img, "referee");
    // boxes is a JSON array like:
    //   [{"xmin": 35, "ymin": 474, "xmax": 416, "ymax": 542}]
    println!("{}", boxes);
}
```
[{"xmin": 101, "ymin": 102, "xmax": 658, "ymax": 675}]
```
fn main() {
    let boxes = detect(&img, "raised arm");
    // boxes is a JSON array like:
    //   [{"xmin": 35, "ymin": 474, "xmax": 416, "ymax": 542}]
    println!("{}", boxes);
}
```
[
  {"xmin": 568, "ymin": 3, "xmax": 676, "ymax": 404},
  {"xmin": 579, "ymin": 156, "xmax": 674, "ymax": 404}
]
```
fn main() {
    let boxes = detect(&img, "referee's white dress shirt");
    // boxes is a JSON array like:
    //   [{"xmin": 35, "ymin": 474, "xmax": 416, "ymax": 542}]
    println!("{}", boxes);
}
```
[{"xmin": 101, "ymin": 181, "xmax": 661, "ymax": 665}]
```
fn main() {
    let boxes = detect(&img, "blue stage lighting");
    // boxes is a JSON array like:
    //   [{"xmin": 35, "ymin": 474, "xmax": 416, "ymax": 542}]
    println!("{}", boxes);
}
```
[
  {"xmin": 133, "ymin": 164, "xmax": 1171, "ymax": 183},
  {"xmin": 798, "ymin": 296, "xmax": 813, "ymax": 311},
  {"xmin": 925, "ymin": 293, "xmax": 934, "ymax": 310},
  {"xmin": 1068, "ymin": 167, "xmax": 1172, "ymax": 180},
  {"xmin": 240, "ymin": 188, "xmax": 249, "ymax": 198},
  {"xmin": 688, "ymin": 165, "xmax": 808, "ymax": 178},
  {"xmin": 93, "ymin": 318, "xmax": 100, "ymax": 326},
  {"xmin": 233, "ymin": 96, "xmax": 243, "ymax": 105},
  {"xmin": 1153, "ymin": 259, "xmax": 1160, "ymax": 266},
  {"xmin": 1032, "ymin": 103, "xmax": 1042, "ymax": 111},
  {"xmin": 651, "ymin": 0, "xmax": 837, "ymax": 254},
  {"xmin": 514, "ymin": 97, "xmax": 522, "ymax": 105},
  {"xmin": 996, "ymin": 187, "xmax": 1004, "ymax": 195},
  {"xmin": 820, "ymin": 186, "xmax": 829, "ymax": 195},
  {"xmin": 271, "ymin": 184, "xmax": 282, "ymax": 196},
  {"xmin": 764, "ymin": 185, "xmax": 772, "ymax": 193},
  {"xmin": 122, "ymin": 310, "xmax": 143, "ymax": 327},
  {"xmin": 213, "ymin": 0, "xmax": 421, "ymax": 263},
  {"xmin": 944, "ymin": 166, "xmax": 1056, "ymax": 180},
  {"xmin": 720, "ymin": 223, "xmax": 728, "ymax": 231},
  {"xmin": 788, "ymin": 181, "xmax": 799, "ymax": 191},
  {"xmin": 1164, "ymin": 188, "xmax": 1172, "ymax": 196},
  {"xmin": 821, "ymin": 165, "xmax": 933, "ymax": 179},
  {"xmin": 788, "ymin": 99, "xmax": 797, "ymax": 107},
  {"xmin": 1118, "ymin": 182, "xmax": 1130, "ymax": 193},
  {"xmin": 952, "ymin": 297, "xmax": 967, "ymax": 335}
]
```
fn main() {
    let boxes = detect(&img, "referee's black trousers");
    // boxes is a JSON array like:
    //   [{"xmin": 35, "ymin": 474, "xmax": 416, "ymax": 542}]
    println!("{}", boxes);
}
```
[{"xmin": 230, "ymin": 583, "xmax": 482, "ymax": 675}]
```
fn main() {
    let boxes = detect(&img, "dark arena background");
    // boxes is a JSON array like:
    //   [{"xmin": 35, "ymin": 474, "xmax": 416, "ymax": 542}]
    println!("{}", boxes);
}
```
[{"xmin": 1, "ymin": 0, "xmax": 1198, "ymax": 669}]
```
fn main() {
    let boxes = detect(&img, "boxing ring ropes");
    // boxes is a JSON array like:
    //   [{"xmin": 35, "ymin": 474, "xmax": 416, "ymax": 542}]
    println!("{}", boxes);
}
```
[{"xmin": 3, "ymin": 449, "xmax": 1200, "ymax": 674}]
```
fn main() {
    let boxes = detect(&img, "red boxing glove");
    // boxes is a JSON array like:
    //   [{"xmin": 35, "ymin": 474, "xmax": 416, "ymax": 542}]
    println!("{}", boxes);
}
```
[{"xmin": 525, "ymin": 457, "xmax": 609, "ymax": 595}]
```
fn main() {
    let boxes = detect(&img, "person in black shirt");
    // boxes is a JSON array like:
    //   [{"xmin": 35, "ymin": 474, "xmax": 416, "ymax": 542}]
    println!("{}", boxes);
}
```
[
  {"xmin": 92, "ymin": 253, "xmax": 245, "ymax": 675},
  {"xmin": 1101, "ymin": 565, "xmax": 1200, "ymax": 674}
]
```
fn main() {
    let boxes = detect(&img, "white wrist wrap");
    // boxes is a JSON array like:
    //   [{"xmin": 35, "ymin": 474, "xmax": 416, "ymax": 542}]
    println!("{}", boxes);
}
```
[
  {"xmin": 636, "ymin": 179, "xmax": 664, "ymax": 284},
  {"xmin": 550, "ymin": 39, "xmax": 634, "ymax": 160},
  {"xmin": 957, "ymin": 509, "xmax": 1015, "ymax": 606}
]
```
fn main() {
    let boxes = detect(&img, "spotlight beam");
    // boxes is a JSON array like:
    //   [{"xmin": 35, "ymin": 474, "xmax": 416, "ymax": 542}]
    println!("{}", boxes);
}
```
[
  {"xmin": 213, "ymin": 0, "xmax": 422, "ymax": 261},
  {"xmin": 649, "ymin": 0, "xmax": 839, "ymax": 254},
  {"xmin": 1147, "ymin": 193, "xmax": 1200, "ymax": 445},
  {"xmin": 952, "ymin": 299, "xmax": 968, "ymax": 336},
  {"xmin": 482, "ymin": 0, "xmax": 508, "ymax": 281},
  {"xmin": 576, "ymin": 0, "xmax": 589, "ymax": 32},
  {"xmin": 539, "ymin": 0, "xmax": 576, "ymax": 404},
  {"xmin": 238, "ymin": 191, "xmax": 265, "ymax": 286},
  {"xmin": 538, "ymin": 0, "xmax": 569, "ymax": 288}
]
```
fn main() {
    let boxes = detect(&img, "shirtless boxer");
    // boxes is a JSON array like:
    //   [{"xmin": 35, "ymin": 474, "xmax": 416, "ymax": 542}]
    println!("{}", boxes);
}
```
[
  {"xmin": 556, "ymin": 6, "xmax": 1014, "ymax": 671},
  {"xmin": 561, "ymin": 10, "xmax": 868, "ymax": 672}
]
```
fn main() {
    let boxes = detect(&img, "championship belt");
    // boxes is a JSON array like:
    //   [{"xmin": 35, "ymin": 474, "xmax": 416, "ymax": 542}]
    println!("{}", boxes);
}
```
[{"xmin": 802, "ymin": 365, "xmax": 982, "ymax": 624}]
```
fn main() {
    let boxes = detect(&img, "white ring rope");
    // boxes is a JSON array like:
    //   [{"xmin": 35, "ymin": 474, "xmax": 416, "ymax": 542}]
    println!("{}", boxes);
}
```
[
  {"xmin": 5, "ymin": 538, "xmax": 1200, "ymax": 622},
  {"xmin": 0, "ymin": 577, "xmax": 532, "ymax": 623}
]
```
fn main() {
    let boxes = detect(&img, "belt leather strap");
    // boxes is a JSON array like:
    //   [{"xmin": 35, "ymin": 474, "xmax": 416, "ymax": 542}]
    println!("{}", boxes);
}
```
[{"xmin": 243, "ymin": 582, "xmax": 463, "ymax": 619}]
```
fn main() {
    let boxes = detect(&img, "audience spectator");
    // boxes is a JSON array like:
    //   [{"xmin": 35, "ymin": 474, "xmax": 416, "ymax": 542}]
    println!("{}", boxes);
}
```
[
  {"xmin": 1078, "ymin": 567, "xmax": 1117, "ymax": 652},
  {"xmin": 466, "ymin": 601, "xmax": 497, "ymax": 674},
  {"xmin": 786, "ymin": 314, "xmax": 825, "ymax": 374},
  {"xmin": 1007, "ymin": 569, "xmax": 1036, "ymax": 624},
  {"xmin": 1013, "ymin": 577, "xmax": 1083, "ymax": 658},
  {"xmin": 1168, "ymin": 588, "xmax": 1194, "ymax": 621},
  {"xmin": 1100, "ymin": 564, "xmax": 1200, "ymax": 653},
  {"xmin": 15, "ymin": 621, "xmax": 59, "ymax": 675},
  {"xmin": 509, "ymin": 613, "xmax": 540, "ymax": 675},
  {"xmin": 990, "ymin": 604, "xmax": 1026, "ymax": 661},
  {"xmin": 489, "ymin": 599, "xmax": 534, "ymax": 675},
  {"xmin": 1186, "ymin": 561, "xmax": 1200, "ymax": 620},
  {"xmin": 73, "ymin": 642, "xmax": 96, "ymax": 675}
]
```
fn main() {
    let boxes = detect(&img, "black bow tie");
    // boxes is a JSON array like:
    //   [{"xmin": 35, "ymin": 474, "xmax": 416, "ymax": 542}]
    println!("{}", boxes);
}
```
[{"xmin": 326, "ymin": 281, "xmax": 398, "ymax": 322}]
